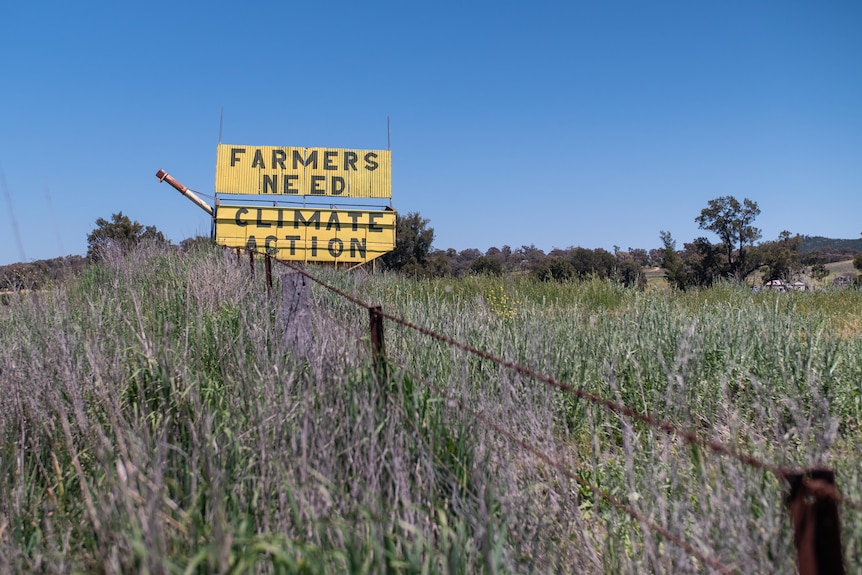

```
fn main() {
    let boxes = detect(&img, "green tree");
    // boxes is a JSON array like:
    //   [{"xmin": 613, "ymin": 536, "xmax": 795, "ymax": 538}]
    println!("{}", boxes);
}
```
[
  {"xmin": 515, "ymin": 245, "xmax": 546, "ymax": 271},
  {"xmin": 695, "ymin": 196, "xmax": 761, "ymax": 279},
  {"xmin": 87, "ymin": 212, "xmax": 166, "ymax": 261},
  {"xmin": 854, "ymin": 253, "xmax": 862, "ymax": 273},
  {"xmin": 627, "ymin": 247, "xmax": 651, "ymax": 267},
  {"xmin": 568, "ymin": 247, "xmax": 616, "ymax": 280},
  {"xmin": 380, "ymin": 211, "xmax": 435, "ymax": 275},
  {"xmin": 531, "ymin": 257, "xmax": 575, "ymax": 282},
  {"xmin": 810, "ymin": 263, "xmax": 830, "ymax": 282},
  {"xmin": 614, "ymin": 258, "xmax": 646, "ymax": 290},
  {"xmin": 659, "ymin": 231, "xmax": 688, "ymax": 290},
  {"xmin": 682, "ymin": 237, "xmax": 725, "ymax": 287},
  {"xmin": 754, "ymin": 231, "xmax": 802, "ymax": 281},
  {"xmin": 470, "ymin": 256, "xmax": 503, "ymax": 276},
  {"xmin": 424, "ymin": 250, "xmax": 452, "ymax": 277},
  {"xmin": 612, "ymin": 249, "xmax": 647, "ymax": 289}
]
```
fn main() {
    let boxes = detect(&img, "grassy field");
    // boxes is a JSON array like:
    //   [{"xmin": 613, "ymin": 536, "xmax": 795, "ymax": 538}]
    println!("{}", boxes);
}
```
[
  {"xmin": 826, "ymin": 259, "xmax": 861, "ymax": 280},
  {"xmin": 1, "ymin": 244, "xmax": 861, "ymax": 573},
  {"xmin": 644, "ymin": 259, "xmax": 860, "ymax": 292}
]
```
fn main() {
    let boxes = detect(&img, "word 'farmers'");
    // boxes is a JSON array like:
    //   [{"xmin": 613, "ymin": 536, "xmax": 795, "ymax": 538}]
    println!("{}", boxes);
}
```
[
  {"xmin": 229, "ymin": 148, "xmax": 380, "ymax": 195},
  {"xmin": 215, "ymin": 144, "xmax": 392, "ymax": 198},
  {"xmin": 229, "ymin": 148, "xmax": 381, "ymax": 172}
]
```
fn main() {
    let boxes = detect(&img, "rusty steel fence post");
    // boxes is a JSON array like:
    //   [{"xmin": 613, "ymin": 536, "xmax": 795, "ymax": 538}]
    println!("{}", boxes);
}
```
[
  {"xmin": 369, "ymin": 306, "xmax": 387, "ymax": 383},
  {"xmin": 248, "ymin": 249, "xmax": 255, "ymax": 278},
  {"xmin": 265, "ymin": 253, "xmax": 273, "ymax": 297},
  {"xmin": 784, "ymin": 468, "xmax": 845, "ymax": 575}
]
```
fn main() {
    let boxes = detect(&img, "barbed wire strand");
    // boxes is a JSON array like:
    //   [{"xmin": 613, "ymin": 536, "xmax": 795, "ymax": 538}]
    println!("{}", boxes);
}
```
[
  {"xmin": 264, "ymin": 253, "xmax": 862, "ymax": 514},
  {"xmin": 385, "ymin": 383, "xmax": 558, "ymax": 573},
  {"xmin": 313, "ymin": 299, "xmax": 367, "ymax": 343},
  {"xmin": 383, "ymin": 353, "xmax": 740, "ymax": 575}
]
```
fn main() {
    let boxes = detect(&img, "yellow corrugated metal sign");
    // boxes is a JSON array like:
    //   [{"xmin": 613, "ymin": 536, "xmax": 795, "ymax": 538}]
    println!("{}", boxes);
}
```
[
  {"xmin": 214, "ymin": 205, "xmax": 396, "ymax": 263},
  {"xmin": 215, "ymin": 144, "xmax": 392, "ymax": 198}
]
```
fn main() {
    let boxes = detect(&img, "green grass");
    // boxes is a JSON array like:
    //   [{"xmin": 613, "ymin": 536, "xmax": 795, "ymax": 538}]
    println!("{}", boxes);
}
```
[{"xmin": 1, "ymin": 244, "xmax": 861, "ymax": 573}]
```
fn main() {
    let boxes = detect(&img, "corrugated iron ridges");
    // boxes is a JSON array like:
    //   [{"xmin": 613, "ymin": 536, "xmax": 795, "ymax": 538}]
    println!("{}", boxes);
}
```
[
  {"xmin": 214, "ymin": 144, "xmax": 391, "ymax": 198},
  {"xmin": 213, "ymin": 205, "xmax": 395, "ymax": 263}
]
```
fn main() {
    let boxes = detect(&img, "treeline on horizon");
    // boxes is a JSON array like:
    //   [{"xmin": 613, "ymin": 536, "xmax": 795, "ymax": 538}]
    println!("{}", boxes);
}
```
[
  {"xmin": 377, "ymin": 210, "xmax": 862, "ymax": 288},
  {"xmin": 384, "ymin": 232, "xmax": 862, "ymax": 289},
  {"xmin": 1, "ymin": 210, "xmax": 861, "ymax": 292}
]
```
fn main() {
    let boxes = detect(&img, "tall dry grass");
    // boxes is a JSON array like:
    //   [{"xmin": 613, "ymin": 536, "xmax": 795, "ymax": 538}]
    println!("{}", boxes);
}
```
[{"xmin": 1, "ymin": 243, "xmax": 860, "ymax": 573}]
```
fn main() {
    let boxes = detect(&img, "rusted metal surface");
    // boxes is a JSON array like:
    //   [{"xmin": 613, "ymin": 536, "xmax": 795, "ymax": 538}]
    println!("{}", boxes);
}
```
[
  {"xmin": 369, "ymin": 306, "xmax": 387, "ymax": 382},
  {"xmin": 784, "ymin": 468, "xmax": 845, "ymax": 575},
  {"xmin": 265, "ymin": 252, "xmax": 273, "ymax": 297},
  {"xmin": 155, "ymin": 169, "xmax": 214, "ymax": 215}
]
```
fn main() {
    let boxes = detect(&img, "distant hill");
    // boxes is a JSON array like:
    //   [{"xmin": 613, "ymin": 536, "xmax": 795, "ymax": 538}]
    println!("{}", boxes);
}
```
[
  {"xmin": 799, "ymin": 236, "xmax": 862, "ymax": 253},
  {"xmin": 798, "ymin": 236, "xmax": 862, "ymax": 262}
]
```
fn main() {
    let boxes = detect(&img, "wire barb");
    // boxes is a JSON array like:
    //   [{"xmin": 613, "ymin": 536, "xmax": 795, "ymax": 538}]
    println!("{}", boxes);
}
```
[{"xmin": 253, "ymin": 248, "xmax": 862, "ymax": 515}]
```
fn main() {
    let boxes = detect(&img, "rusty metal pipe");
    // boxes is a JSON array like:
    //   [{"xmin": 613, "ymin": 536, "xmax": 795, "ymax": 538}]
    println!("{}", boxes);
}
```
[{"xmin": 155, "ymin": 169, "xmax": 214, "ymax": 216}]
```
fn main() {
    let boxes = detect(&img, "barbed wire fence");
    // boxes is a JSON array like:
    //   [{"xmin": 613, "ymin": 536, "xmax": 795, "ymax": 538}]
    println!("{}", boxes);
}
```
[{"xmin": 236, "ymin": 248, "xmax": 853, "ymax": 574}]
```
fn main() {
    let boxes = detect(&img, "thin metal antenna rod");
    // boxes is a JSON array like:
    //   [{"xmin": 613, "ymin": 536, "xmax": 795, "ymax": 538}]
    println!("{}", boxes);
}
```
[{"xmin": 387, "ymin": 116, "xmax": 393, "ymax": 208}]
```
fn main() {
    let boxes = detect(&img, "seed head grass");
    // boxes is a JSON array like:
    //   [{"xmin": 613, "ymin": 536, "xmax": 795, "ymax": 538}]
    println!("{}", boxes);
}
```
[{"xmin": 1, "ymin": 243, "xmax": 861, "ymax": 573}]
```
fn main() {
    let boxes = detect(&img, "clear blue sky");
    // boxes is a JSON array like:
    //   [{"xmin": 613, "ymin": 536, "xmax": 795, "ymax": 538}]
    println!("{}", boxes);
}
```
[{"xmin": 2, "ymin": 0, "xmax": 860, "ymax": 265}]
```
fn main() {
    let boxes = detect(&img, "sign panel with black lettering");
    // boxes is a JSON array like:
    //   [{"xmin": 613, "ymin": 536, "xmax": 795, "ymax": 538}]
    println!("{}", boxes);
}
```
[
  {"xmin": 215, "ymin": 144, "xmax": 392, "ymax": 198},
  {"xmin": 215, "ymin": 205, "xmax": 396, "ymax": 263}
]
